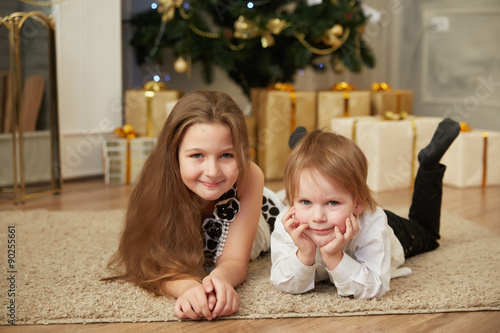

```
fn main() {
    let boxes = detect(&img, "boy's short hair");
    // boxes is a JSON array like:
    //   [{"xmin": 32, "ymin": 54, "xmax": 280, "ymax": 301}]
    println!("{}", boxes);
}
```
[{"xmin": 283, "ymin": 129, "xmax": 377, "ymax": 212}]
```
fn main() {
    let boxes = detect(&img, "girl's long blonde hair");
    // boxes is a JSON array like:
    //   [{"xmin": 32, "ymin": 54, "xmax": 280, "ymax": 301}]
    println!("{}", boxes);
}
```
[
  {"xmin": 106, "ymin": 90, "xmax": 250, "ymax": 294},
  {"xmin": 283, "ymin": 129, "xmax": 377, "ymax": 212}
]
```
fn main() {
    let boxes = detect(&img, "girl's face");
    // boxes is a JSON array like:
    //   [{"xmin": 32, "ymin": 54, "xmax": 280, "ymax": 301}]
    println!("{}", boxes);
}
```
[
  {"xmin": 293, "ymin": 169, "xmax": 364, "ymax": 247},
  {"xmin": 178, "ymin": 123, "xmax": 239, "ymax": 202}
]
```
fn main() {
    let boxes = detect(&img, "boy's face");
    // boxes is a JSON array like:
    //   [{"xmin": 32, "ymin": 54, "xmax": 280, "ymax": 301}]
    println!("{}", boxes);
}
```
[{"xmin": 292, "ymin": 169, "xmax": 364, "ymax": 247}]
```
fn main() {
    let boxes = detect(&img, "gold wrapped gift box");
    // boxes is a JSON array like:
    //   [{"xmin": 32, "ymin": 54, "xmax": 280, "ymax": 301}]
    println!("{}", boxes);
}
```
[
  {"xmin": 245, "ymin": 116, "xmax": 257, "ymax": 163},
  {"xmin": 371, "ymin": 89, "xmax": 413, "ymax": 116},
  {"xmin": 317, "ymin": 90, "xmax": 371, "ymax": 129},
  {"xmin": 125, "ymin": 89, "xmax": 182, "ymax": 137},
  {"xmin": 251, "ymin": 88, "xmax": 317, "ymax": 180},
  {"xmin": 441, "ymin": 129, "xmax": 500, "ymax": 188},
  {"xmin": 330, "ymin": 116, "xmax": 443, "ymax": 192}
]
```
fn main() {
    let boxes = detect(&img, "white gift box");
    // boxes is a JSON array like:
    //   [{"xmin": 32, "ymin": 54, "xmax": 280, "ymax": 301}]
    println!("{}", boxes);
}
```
[
  {"xmin": 441, "ymin": 130, "xmax": 500, "ymax": 188},
  {"xmin": 102, "ymin": 137, "xmax": 156, "ymax": 185},
  {"xmin": 330, "ymin": 116, "xmax": 443, "ymax": 192}
]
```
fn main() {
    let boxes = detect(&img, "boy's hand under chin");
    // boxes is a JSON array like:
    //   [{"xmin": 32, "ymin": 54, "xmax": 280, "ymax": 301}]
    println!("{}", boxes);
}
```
[
  {"xmin": 282, "ymin": 207, "xmax": 316, "ymax": 266},
  {"xmin": 319, "ymin": 214, "xmax": 360, "ymax": 270}
]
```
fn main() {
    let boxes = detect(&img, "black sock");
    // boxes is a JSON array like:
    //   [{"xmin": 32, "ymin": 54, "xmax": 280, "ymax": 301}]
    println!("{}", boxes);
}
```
[
  {"xmin": 418, "ymin": 118, "xmax": 460, "ymax": 170},
  {"xmin": 288, "ymin": 126, "xmax": 308, "ymax": 150}
]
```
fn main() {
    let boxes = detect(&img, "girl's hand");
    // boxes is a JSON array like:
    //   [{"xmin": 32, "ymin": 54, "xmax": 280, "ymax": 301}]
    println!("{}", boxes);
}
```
[
  {"xmin": 320, "ymin": 213, "xmax": 360, "ymax": 270},
  {"xmin": 203, "ymin": 275, "xmax": 239, "ymax": 318},
  {"xmin": 173, "ymin": 281, "xmax": 215, "ymax": 320},
  {"xmin": 282, "ymin": 207, "xmax": 316, "ymax": 266}
]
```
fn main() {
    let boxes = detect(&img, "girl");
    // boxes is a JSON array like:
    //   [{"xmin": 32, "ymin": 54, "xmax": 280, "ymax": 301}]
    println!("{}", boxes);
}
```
[
  {"xmin": 106, "ymin": 90, "xmax": 281, "ymax": 320},
  {"xmin": 270, "ymin": 119, "xmax": 460, "ymax": 299}
]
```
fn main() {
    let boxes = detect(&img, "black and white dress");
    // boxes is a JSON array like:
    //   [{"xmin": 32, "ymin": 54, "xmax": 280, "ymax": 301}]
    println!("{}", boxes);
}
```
[{"xmin": 202, "ymin": 185, "xmax": 284, "ymax": 267}]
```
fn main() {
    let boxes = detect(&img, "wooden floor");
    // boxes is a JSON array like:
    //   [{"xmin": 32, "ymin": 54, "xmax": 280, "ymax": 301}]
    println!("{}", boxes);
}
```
[{"xmin": 1, "ymin": 178, "xmax": 500, "ymax": 332}]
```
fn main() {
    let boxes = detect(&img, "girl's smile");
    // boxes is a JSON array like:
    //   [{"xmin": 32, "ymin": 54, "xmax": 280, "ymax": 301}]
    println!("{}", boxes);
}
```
[{"xmin": 178, "ymin": 123, "xmax": 239, "ymax": 202}]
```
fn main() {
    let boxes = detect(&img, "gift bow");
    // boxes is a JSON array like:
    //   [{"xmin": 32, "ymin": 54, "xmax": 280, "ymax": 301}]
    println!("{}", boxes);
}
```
[
  {"xmin": 270, "ymin": 82, "xmax": 295, "ymax": 92},
  {"xmin": 383, "ymin": 111, "xmax": 409, "ymax": 121},
  {"xmin": 371, "ymin": 82, "xmax": 391, "ymax": 91},
  {"xmin": 114, "ymin": 124, "xmax": 138, "ymax": 139},
  {"xmin": 460, "ymin": 121, "xmax": 472, "ymax": 132},
  {"xmin": 144, "ymin": 80, "xmax": 166, "ymax": 94},
  {"xmin": 332, "ymin": 81, "xmax": 355, "ymax": 92}
]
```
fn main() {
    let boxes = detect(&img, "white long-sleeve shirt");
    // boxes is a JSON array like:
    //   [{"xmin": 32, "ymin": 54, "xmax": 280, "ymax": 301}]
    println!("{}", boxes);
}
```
[{"xmin": 270, "ymin": 206, "xmax": 411, "ymax": 299}]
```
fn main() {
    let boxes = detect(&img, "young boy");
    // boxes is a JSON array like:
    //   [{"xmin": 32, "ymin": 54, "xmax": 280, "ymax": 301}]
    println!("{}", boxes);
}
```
[{"xmin": 270, "ymin": 118, "xmax": 460, "ymax": 299}]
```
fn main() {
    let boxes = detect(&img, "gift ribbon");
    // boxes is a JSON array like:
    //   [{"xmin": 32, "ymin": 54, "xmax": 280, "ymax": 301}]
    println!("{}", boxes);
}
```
[
  {"xmin": 460, "ymin": 122, "xmax": 488, "ymax": 187},
  {"xmin": 482, "ymin": 132, "xmax": 488, "ymax": 187},
  {"xmin": 269, "ymin": 83, "xmax": 296, "ymax": 134},
  {"xmin": 114, "ymin": 125, "xmax": 139, "ymax": 184},
  {"xmin": 144, "ymin": 81, "xmax": 166, "ymax": 137},
  {"xmin": 332, "ymin": 82, "xmax": 355, "ymax": 117}
]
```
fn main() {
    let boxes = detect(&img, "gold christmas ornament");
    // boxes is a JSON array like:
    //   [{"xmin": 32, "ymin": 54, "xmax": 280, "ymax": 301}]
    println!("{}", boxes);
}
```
[
  {"xmin": 158, "ymin": 0, "xmax": 183, "ymax": 23},
  {"xmin": 174, "ymin": 57, "xmax": 188, "ymax": 73},
  {"xmin": 234, "ymin": 16, "xmax": 289, "ymax": 48},
  {"xmin": 261, "ymin": 33, "xmax": 275, "ymax": 48},
  {"xmin": 266, "ymin": 18, "xmax": 289, "ymax": 35},
  {"xmin": 322, "ymin": 24, "xmax": 344, "ymax": 49},
  {"xmin": 261, "ymin": 18, "xmax": 290, "ymax": 48},
  {"xmin": 233, "ymin": 16, "xmax": 260, "ymax": 39}
]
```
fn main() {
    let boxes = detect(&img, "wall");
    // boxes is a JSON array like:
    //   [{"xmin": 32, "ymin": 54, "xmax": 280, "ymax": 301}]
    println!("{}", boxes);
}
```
[
  {"xmin": 398, "ymin": 0, "xmax": 500, "ymax": 131},
  {"xmin": 53, "ymin": 0, "xmax": 122, "ymax": 179}
]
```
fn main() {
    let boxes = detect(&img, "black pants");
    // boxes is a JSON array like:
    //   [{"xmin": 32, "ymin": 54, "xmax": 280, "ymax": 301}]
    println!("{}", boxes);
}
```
[{"xmin": 385, "ymin": 164, "xmax": 446, "ymax": 258}]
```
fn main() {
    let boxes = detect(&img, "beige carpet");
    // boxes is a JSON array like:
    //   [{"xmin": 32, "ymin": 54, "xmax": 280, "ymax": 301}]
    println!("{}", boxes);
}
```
[{"xmin": 0, "ymin": 209, "xmax": 499, "ymax": 325}]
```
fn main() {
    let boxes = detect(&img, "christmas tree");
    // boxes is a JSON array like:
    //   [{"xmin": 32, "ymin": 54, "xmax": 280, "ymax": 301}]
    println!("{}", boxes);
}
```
[{"xmin": 128, "ymin": 0, "xmax": 375, "ymax": 96}]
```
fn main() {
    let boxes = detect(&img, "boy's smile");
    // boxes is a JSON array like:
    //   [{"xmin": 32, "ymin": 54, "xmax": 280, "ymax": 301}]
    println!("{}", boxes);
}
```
[{"xmin": 293, "ymin": 168, "xmax": 364, "ymax": 247}]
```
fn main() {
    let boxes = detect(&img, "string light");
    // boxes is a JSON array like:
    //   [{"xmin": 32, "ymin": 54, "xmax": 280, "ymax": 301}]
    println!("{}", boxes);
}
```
[
  {"xmin": 151, "ymin": 2, "xmax": 158, "ymax": 10},
  {"xmin": 153, "ymin": 75, "xmax": 160, "ymax": 82},
  {"xmin": 247, "ymin": 2, "xmax": 254, "ymax": 9}
]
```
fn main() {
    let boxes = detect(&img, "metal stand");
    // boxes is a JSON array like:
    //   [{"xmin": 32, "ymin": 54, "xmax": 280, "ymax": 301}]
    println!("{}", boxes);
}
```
[{"xmin": 0, "ymin": 12, "xmax": 61, "ymax": 204}]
